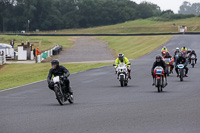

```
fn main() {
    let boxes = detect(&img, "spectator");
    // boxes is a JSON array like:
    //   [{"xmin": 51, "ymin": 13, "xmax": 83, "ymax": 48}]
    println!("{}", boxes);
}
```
[
  {"xmin": 36, "ymin": 48, "xmax": 41, "ymax": 56},
  {"xmin": 27, "ymin": 41, "xmax": 30, "ymax": 46},
  {"xmin": 10, "ymin": 40, "xmax": 14, "ymax": 48},
  {"xmin": 2, "ymin": 51, "xmax": 4, "ymax": 56},
  {"xmin": 14, "ymin": 51, "xmax": 16, "ymax": 60},
  {"xmin": 33, "ymin": 48, "xmax": 36, "ymax": 57},
  {"xmin": 21, "ymin": 41, "xmax": 24, "ymax": 46}
]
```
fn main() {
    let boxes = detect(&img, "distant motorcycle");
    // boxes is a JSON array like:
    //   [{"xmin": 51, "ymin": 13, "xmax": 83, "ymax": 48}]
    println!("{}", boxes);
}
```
[
  {"xmin": 163, "ymin": 58, "xmax": 172, "ymax": 76},
  {"xmin": 153, "ymin": 66, "xmax": 167, "ymax": 92},
  {"xmin": 177, "ymin": 64, "xmax": 185, "ymax": 81},
  {"xmin": 190, "ymin": 55, "xmax": 196, "ymax": 68},
  {"xmin": 174, "ymin": 53, "xmax": 179, "ymax": 63},
  {"xmin": 113, "ymin": 63, "xmax": 130, "ymax": 87},
  {"xmin": 182, "ymin": 50, "xmax": 187, "ymax": 58},
  {"xmin": 161, "ymin": 51, "xmax": 167, "ymax": 57},
  {"xmin": 52, "ymin": 76, "xmax": 74, "ymax": 105}
]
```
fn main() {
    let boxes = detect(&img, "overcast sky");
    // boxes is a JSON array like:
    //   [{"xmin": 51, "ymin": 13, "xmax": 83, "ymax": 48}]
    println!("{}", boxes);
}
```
[{"xmin": 132, "ymin": 0, "xmax": 200, "ymax": 13}]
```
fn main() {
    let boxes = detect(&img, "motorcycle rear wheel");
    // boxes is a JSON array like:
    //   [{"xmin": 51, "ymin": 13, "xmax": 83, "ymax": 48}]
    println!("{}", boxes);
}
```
[{"xmin": 192, "ymin": 64, "xmax": 194, "ymax": 68}]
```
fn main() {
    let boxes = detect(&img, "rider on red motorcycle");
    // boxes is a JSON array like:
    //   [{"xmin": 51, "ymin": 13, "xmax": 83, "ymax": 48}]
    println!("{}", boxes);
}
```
[
  {"xmin": 151, "ymin": 55, "xmax": 167, "ymax": 86},
  {"xmin": 161, "ymin": 46, "xmax": 168, "ymax": 57},
  {"xmin": 163, "ymin": 52, "xmax": 174, "ymax": 73}
]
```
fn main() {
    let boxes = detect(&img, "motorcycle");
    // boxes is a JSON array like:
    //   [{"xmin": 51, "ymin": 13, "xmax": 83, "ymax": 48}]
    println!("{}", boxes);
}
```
[
  {"xmin": 113, "ymin": 63, "xmax": 130, "ymax": 87},
  {"xmin": 153, "ymin": 66, "xmax": 166, "ymax": 92},
  {"xmin": 174, "ymin": 53, "xmax": 179, "ymax": 63},
  {"xmin": 163, "ymin": 58, "xmax": 172, "ymax": 76},
  {"xmin": 182, "ymin": 50, "xmax": 187, "ymax": 58},
  {"xmin": 161, "ymin": 50, "xmax": 167, "ymax": 57},
  {"xmin": 52, "ymin": 76, "xmax": 74, "ymax": 105},
  {"xmin": 177, "ymin": 64, "xmax": 185, "ymax": 81},
  {"xmin": 190, "ymin": 55, "xmax": 196, "ymax": 68}
]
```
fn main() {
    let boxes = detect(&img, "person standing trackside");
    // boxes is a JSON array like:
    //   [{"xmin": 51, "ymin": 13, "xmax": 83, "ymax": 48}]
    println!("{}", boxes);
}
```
[
  {"xmin": 10, "ymin": 40, "xmax": 14, "ymax": 48},
  {"xmin": 33, "ymin": 48, "xmax": 36, "ymax": 57},
  {"xmin": 21, "ymin": 41, "xmax": 24, "ymax": 46},
  {"xmin": 36, "ymin": 48, "xmax": 41, "ymax": 56}
]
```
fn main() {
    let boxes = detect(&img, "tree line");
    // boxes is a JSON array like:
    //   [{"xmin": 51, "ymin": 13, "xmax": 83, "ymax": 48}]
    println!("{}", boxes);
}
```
[
  {"xmin": 179, "ymin": 1, "xmax": 200, "ymax": 15},
  {"xmin": 0, "ymin": 0, "xmax": 199, "ymax": 32}
]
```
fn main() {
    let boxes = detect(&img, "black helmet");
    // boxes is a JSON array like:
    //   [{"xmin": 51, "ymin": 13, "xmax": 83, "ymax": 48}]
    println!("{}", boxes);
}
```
[
  {"xmin": 179, "ymin": 52, "xmax": 183, "ymax": 57},
  {"xmin": 156, "ymin": 55, "xmax": 162, "ymax": 60},
  {"xmin": 183, "ymin": 46, "xmax": 186, "ymax": 49},
  {"xmin": 118, "ymin": 53, "xmax": 124, "ymax": 61},
  {"xmin": 192, "ymin": 50, "xmax": 195, "ymax": 53},
  {"xmin": 51, "ymin": 59, "xmax": 59, "ymax": 66}
]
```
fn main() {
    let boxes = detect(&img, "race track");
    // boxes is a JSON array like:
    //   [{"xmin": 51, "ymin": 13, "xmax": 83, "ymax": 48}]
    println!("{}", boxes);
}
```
[{"xmin": 0, "ymin": 35, "xmax": 200, "ymax": 133}]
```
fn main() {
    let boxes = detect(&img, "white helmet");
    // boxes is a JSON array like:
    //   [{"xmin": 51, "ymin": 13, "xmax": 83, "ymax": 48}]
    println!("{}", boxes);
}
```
[{"xmin": 176, "ymin": 47, "xmax": 180, "ymax": 51}]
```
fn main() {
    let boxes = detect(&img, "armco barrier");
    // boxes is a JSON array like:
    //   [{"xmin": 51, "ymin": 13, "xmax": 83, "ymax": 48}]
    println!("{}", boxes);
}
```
[
  {"xmin": 36, "ymin": 45, "xmax": 62, "ymax": 63},
  {"xmin": 3, "ymin": 32, "xmax": 200, "ymax": 36}
]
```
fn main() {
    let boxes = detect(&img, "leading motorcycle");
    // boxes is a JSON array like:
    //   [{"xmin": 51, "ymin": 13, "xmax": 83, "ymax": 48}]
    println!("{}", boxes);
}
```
[
  {"xmin": 113, "ymin": 63, "xmax": 130, "ymax": 87},
  {"xmin": 52, "ymin": 76, "xmax": 74, "ymax": 105}
]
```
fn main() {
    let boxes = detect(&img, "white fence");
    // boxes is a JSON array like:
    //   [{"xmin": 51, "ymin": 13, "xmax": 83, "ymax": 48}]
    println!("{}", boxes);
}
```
[
  {"xmin": 36, "ymin": 45, "xmax": 61, "ymax": 63},
  {"xmin": 0, "ymin": 56, "xmax": 6, "ymax": 65}
]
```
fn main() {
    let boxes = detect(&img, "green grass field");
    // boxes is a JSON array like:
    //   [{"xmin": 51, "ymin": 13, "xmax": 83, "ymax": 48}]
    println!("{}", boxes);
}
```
[
  {"xmin": 0, "ymin": 63, "xmax": 110, "ymax": 90},
  {"xmin": 40, "ymin": 17, "xmax": 200, "ymax": 34},
  {"xmin": 97, "ymin": 35, "xmax": 173, "ymax": 59},
  {"xmin": 0, "ymin": 35, "xmax": 74, "ymax": 52}
]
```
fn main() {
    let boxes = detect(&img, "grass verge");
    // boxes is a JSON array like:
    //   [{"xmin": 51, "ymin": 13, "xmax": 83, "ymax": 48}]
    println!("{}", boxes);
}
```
[
  {"xmin": 39, "ymin": 17, "xmax": 200, "ymax": 34},
  {"xmin": 0, "ymin": 35, "xmax": 74, "ymax": 52},
  {"xmin": 97, "ymin": 36, "xmax": 173, "ymax": 59},
  {"xmin": 0, "ymin": 63, "xmax": 110, "ymax": 90}
]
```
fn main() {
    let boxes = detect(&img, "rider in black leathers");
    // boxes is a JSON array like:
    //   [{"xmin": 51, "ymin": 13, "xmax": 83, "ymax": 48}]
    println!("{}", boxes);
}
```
[
  {"xmin": 151, "ymin": 55, "xmax": 167, "ymax": 86},
  {"xmin": 47, "ymin": 60, "xmax": 73, "ymax": 95},
  {"xmin": 175, "ymin": 53, "xmax": 188, "ymax": 77},
  {"xmin": 188, "ymin": 50, "xmax": 197, "ymax": 64}
]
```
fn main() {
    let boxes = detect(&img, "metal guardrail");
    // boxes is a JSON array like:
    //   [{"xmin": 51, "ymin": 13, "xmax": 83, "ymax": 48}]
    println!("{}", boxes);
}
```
[{"xmin": 2, "ymin": 32, "xmax": 200, "ymax": 36}]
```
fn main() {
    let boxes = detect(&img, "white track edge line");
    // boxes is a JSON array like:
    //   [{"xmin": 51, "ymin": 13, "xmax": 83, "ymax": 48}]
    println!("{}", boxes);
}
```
[{"xmin": 0, "ymin": 65, "xmax": 111, "ymax": 93}]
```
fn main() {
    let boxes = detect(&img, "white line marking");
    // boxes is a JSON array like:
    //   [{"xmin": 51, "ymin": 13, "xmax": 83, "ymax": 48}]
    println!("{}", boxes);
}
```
[{"xmin": 0, "ymin": 65, "xmax": 111, "ymax": 93}]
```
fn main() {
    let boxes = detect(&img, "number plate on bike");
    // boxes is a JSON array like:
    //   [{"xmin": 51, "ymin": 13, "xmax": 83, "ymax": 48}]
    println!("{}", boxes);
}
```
[{"xmin": 156, "ymin": 70, "xmax": 162, "ymax": 74}]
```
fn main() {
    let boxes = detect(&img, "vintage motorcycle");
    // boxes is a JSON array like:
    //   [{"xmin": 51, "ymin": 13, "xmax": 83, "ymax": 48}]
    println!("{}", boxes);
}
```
[
  {"xmin": 52, "ymin": 76, "xmax": 74, "ymax": 105},
  {"xmin": 177, "ymin": 64, "xmax": 185, "ymax": 81},
  {"xmin": 190, "ymin": 55, "xmax": 196, "ymax": 68},
  {"xmin": 113, "ymin": 63, "xmax": 130, "ymax": 87},
  {"xmin": 153, "ymin": 66, "xmax": 167, "ymax": 92}
]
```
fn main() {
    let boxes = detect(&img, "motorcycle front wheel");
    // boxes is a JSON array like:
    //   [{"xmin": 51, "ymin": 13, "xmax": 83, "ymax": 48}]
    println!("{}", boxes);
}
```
[
  {"xmin": 120, "ymin": 81, "xmax": 124, "ymax": 87},
  {"xmin": 54, "ymin": 86, "xmax": 64, "ymax": 105},
  {"xmin": 179, "ymin": 69, "xmax": 184, "ymax": 82},
  {"xmin": 68, "ymin": 95, "xmax": 74, "ymax": 104}
]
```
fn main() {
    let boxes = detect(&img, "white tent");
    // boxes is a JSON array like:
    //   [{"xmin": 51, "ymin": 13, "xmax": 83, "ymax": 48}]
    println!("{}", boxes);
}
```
[
  {"xmin": 0, "ymin": 43, "xmax": 12, "ymax": 49},
  {"xmin": 0, "ymin": 43, "xmax": 14, "ymax": 58}
]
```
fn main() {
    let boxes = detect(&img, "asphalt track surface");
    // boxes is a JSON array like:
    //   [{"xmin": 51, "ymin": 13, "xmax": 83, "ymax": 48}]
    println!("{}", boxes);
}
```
[
  {"xmin": 59, "ymin": 37, "xmax": 115, "ymax": 63},
  {"xmin": 0, "ymin": 35, "xmax": 200, "ymax": 133}
]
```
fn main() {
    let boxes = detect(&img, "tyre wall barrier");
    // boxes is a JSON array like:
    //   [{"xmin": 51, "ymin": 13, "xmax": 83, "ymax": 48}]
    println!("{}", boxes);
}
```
[{"xmin": 36, "ymin": 45, "xmax": 62, "ymax": 63}]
